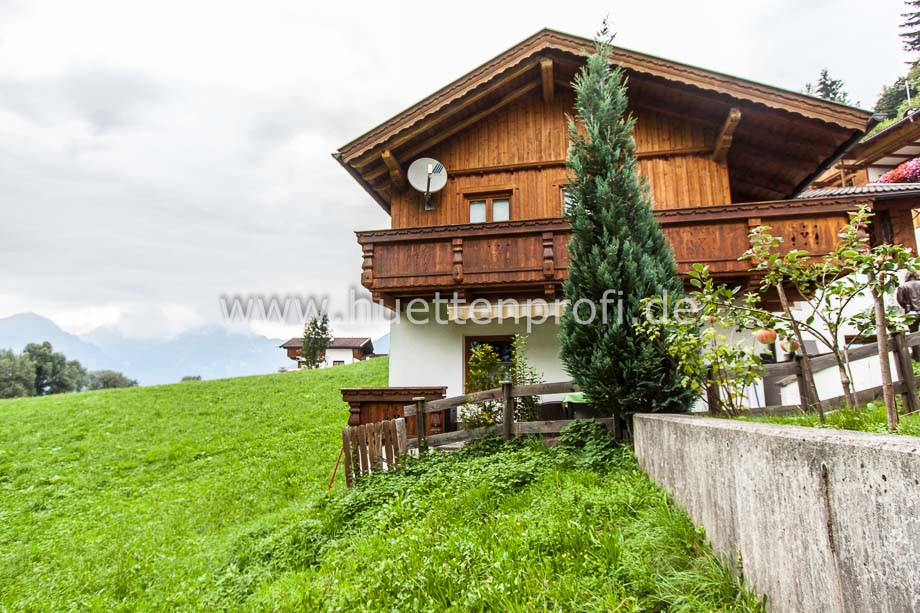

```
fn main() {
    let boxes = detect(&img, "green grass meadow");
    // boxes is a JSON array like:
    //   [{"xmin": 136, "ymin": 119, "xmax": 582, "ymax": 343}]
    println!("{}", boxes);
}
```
[
  {"xmin": 0, "ymin": 357, "xmax": 764, "ymax": 611},
  {"xmin": 0, "ymin": 359, "xmax": 386, "ymax": 610}
]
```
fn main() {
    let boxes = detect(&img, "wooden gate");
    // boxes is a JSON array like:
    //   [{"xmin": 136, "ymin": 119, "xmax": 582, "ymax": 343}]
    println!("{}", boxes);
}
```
[{"xmin": 341, "ymin": 417, "xmax": 409, "ymax": 487}]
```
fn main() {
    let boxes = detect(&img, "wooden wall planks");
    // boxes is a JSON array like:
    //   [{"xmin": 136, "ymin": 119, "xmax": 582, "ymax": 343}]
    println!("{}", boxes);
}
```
[{"xmin": 389, "ymin": 89, "xmax": 731, "ymax": 228}]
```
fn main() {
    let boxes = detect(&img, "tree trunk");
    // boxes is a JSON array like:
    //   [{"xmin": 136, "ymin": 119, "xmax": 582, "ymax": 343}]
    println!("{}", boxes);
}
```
[
  {"xmin": 871, "ymin": 284, "xmax": 898, "ymax": 432},
  {"xmin": 833, "ymin": 348, "xmax": 856, "ymax": 408},
  {"xmin": 776, "ymin": 283, "xmax": 824, "ymax": 422}
]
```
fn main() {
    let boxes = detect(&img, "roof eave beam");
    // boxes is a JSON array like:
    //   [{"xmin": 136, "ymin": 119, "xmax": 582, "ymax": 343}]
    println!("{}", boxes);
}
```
[
  {"xmin": 540, "ymin": 58, "xmax": 554, "ymax": 103},
  {"xmin": 381, "ymin": 149, "xmax": 405, "ymax": 189},
  {"xmin": 712, "ymin": 107, "xmax": 742, "ymax": 163}
]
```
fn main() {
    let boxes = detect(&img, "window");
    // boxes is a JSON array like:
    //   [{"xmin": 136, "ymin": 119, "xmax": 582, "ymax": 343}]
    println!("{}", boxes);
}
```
[
  {"xmin": 467, "ymin": 194, "xmax": 511, "ymax": 223},
  {"xmin": 333, "ymin": 360, "xmax": 344, "ymax": 366},
  {"xmin": 464, "ymin": 336, "xmax": 514, "ymax": 391},
  {"xmin": 560, "ymin": 185, "xmax": 576, "ymax": 215},
  {"xmin": 469, "ymin": 200, "xmax": 487, "ymax": 223}
]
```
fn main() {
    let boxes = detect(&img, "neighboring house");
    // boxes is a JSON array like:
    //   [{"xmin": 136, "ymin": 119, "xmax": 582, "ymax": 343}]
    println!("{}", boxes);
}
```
[
  {"xmin": 808, "ymin": 113, "xmax": 920, "ymax": 242},
  {"xmin": 279, "ymin": 337, "xmax": 374, "ymax": 368},
  {"xmin": 334, "ymin": 28, "xmax": 920, "ymax": 402},
  {"xmin": 811, "ymin": 112, "xmax": 920, "ymax": 187}
]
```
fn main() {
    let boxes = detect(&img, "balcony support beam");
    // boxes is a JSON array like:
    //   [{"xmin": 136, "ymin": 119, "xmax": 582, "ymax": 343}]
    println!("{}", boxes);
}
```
[{"xmin": 452, "ymin": 238, "xmax": 464, "ymax": 283}]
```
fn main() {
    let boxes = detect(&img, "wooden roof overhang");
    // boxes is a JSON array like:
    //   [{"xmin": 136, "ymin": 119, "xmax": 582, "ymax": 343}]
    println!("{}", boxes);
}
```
[{"xmin": 335, "ymin": 28, "xmax": 873, "ymax": 212}]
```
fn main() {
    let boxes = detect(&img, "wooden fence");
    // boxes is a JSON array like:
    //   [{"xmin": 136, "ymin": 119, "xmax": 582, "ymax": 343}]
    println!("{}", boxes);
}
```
[
  {"xmin": 744, "ymin": 330, "xmax": 920, "ymax": 415},
  {"xmin": 338, "ymin": 330, "xmax": 920, "ymax": 487},
  {"xmin": 339, "ymin": 381, "xmax": 618, "ymax": 487},
  {"xmin": 402, "ymin": 380, "xmax": 627, "ymax": 450},
  {"xmin": 341, "ymin": 417, "xmax": 408, "ymax": 487}
]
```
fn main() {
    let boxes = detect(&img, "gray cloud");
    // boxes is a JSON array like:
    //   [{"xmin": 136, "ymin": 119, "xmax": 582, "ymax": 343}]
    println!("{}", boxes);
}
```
[{"xmin": 0, "ymin": 0, "xmax": 911, "ymax": 339}]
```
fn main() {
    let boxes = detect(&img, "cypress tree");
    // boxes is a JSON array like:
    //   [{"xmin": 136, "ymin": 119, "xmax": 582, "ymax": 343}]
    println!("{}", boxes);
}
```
[{"xmin": 559, "ymin": 41, "xmax": 694, "ymax": 418}]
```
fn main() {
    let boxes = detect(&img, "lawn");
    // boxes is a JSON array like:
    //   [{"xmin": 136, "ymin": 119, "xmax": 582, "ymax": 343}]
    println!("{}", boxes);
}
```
[
  {"xmin": 0, "ymin": 358, "xmax": 762, "ymax": 611},
  {"xmin": 742, "ymin": 401, "xmax": 920, "ymax": 436},
  {"xmin": 0, "ymin": 358, "xmax": 387, "ymax": 611}
]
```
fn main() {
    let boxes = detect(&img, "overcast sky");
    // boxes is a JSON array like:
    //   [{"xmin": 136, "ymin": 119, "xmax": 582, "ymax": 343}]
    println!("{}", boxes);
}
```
[{"xmin": 0, "ymin": 0, "xmax": 912, "ymax": 341}]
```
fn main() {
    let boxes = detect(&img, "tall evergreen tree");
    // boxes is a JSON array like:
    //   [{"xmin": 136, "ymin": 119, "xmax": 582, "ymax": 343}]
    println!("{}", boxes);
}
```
[
  {"xmin": 804, "ymin": 69, "xmax": 851, "ymax": 104},
  {"xmin": 902, "ymin": 0, "xmax": 920, "ymax": 53},
  {"xmin": 300, "ymin": 311, "xmax": 332, "ymax": 369},
  {"xmin": 559, "ymin": 41, "xmax": 694, "ymax": 418},
  {"xmin": 875, "ymin": 75, "xmax": 909, "ymax": 116}
]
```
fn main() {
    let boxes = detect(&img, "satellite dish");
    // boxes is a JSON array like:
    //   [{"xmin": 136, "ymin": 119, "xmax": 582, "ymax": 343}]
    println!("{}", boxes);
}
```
[{"xmin": 407, "ymin": 157, "xmax": 448, "ymax": 210}]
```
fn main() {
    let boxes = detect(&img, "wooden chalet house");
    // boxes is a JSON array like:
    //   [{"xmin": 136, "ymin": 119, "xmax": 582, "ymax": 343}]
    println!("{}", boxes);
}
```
[
  {"xmin": 280, "ymin": 337, "xmax": 374, "ymax": 368},
  {"xmin": 335, "ymin": 28, "xmax": 920, "ymax": 413}
]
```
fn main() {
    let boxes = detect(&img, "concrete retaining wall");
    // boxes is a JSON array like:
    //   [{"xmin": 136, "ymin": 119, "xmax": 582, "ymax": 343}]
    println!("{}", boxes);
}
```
[{"xmin": 633, "ymin": 414, "xmax": 920, "ymax": 613}]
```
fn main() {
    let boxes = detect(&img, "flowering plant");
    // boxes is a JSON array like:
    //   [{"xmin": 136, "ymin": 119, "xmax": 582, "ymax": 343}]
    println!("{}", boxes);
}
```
[{"xmin": 877, "ymin": 157, "xmax": 920, "ymax": 183}]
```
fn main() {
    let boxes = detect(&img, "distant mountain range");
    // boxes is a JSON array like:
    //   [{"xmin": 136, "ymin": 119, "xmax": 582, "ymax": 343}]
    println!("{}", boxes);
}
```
[
  {"xmin": 0, "ymin": 313, "xmax": 390, "ymax": 385},
  {"xmin": 0, "ymin": 313, "xmax": 391, "ymax": 386},
  {"xmin": 0, "ymin": 313, "xmax": 290, "ymax": 385},
  {"xmin": 372, "ymin": 333, "xmax": 389, "ymax": 355}
]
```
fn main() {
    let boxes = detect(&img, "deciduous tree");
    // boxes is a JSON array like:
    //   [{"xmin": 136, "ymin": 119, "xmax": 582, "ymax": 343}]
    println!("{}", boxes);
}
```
[{"xmin": 0, "ymin": 349, "xmax": 36, "ymax": 398}]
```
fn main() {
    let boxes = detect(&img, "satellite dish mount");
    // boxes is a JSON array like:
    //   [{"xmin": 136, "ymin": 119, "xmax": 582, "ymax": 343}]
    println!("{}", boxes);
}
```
[{"xmin": 407, "ymin": 157, "xmax": 448, "ymax": 211}]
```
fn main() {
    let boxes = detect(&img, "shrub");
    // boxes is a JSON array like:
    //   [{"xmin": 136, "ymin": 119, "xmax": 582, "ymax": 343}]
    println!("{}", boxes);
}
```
[{"xmin": 86, "ymin": 370, "xmax": 139, "ymax": 390}]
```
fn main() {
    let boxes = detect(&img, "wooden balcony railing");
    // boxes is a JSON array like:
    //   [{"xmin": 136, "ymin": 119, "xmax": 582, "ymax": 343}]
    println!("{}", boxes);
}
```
[
  {"xmin": 356, "ymin": 194, "xmax": 885, "ymax": 303},
  {"xmin": 357, "ymin": 218, "xmax": 571, "ymax": 302}
]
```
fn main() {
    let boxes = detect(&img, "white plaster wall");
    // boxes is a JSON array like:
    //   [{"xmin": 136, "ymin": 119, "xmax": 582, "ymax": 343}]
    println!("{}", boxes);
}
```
[
  {"xmin": 389, "ymin": 303, "xmax": 568, "ymax": 397},
  {"xmin": 780, "ymin": 352, "xmax": 899, "ymax": 405},
  {"xmin": 325, "ymin": 347, "xmax": 356, "ymax": 366},
  {"xmin": 776, "ymin": 288, "xmax": 901, "ymax": 405}
]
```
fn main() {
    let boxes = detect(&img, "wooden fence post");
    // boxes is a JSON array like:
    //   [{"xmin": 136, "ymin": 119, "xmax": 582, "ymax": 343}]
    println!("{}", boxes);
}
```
[
  {"xmin": 892, "ymin": 332, "xmax": 920, "ymax": 415},
  {"xmin": 395, "ymin": 417, "xmax": 408, "ymax": 456},
  {"xmin": 501, "ymin": 380, "xmax": 513, "ymax": 441},
  {"xmin": 414, "ymin": 397, "xmax": 427, "ymax": 452},
  {"xmin": 342, "ymin": 428, "xmax": 353, "ymax": 488},
  {"xmin": 793, "ymin": 354, "xmax": 817, "ymax": 413}
]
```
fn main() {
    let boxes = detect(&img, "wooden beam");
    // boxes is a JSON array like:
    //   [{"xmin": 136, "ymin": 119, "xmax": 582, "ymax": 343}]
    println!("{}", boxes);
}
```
[
  {"xmin": 380, "ymin": 149, "xmax": 405, "ymax": 188},
  {"xmin": 348, "ymin": 59, "xmax": 541, "ymax": 169},
  {"xmin": 713, "ymin": 107, "xmax": 741, "ymax": 163},
  {"xmin": 364, "ymin": 82, "xmax": 541, "ymax": 183},
  {"xmin": 540, "ymin": 58, "xmax": 554, "ymax": 103}
]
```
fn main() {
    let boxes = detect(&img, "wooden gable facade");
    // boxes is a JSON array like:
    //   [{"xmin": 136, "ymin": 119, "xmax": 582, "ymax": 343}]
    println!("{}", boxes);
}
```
[{"xmin": 338, "ymin": 29, "xmax": 917, "ymax": 305}]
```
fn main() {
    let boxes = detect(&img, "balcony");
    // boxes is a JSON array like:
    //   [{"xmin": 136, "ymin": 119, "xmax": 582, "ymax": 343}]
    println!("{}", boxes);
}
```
[{"xmin": 355, "ymin": 194, "xmax": 888, "ymax": 304}]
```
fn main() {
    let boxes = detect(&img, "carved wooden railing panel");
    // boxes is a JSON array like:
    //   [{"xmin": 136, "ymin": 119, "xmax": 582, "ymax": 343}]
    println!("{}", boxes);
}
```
[{"xmin": 356, "ymin": 194, "xmax": 897, "ymax": 301}]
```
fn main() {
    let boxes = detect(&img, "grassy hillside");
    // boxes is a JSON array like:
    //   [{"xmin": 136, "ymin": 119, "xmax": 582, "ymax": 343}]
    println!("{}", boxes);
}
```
[
  {"xmin": 1, "ymin": 357, "xmax": 761, "ymax": 611},
  {"xmin": 743, "ymin": 401, "xmax": 920, "ymax": 435},
  {"xmin": 0, "ymin": 358, "xmax": 387, "ymax": 610}
]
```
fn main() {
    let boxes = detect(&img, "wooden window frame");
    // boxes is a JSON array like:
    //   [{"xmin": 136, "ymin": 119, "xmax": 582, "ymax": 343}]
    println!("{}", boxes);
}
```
[
  {"xmin": 558, "ymin": 183, "xmax": 573, "ymax": 216},
  {"xmin": 465, "ymin": 192, "xmax": 512, "ymax": 224}
]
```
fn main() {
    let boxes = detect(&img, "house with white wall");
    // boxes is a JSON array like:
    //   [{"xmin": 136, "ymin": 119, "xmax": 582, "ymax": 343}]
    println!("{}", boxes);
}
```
[
  {"xmin": 280, "ymin": 337, "xmax": 374, "ymax": 368},
  {"xmin": 334, "ymin": 28, "xmax": 920, "ymax": 423}
]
